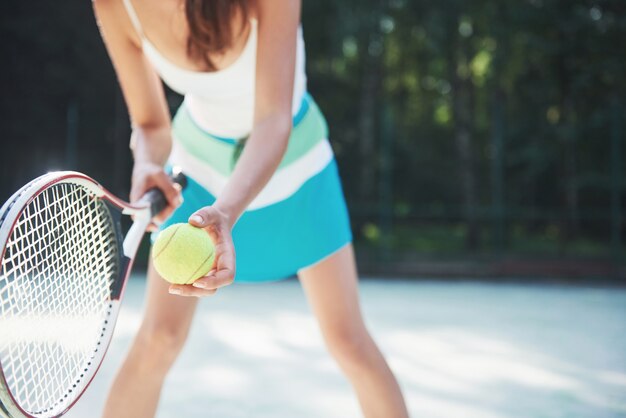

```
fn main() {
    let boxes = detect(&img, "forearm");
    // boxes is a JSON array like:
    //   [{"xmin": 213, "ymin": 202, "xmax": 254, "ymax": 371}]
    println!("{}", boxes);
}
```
[
  {"xmin": 130, "ymin": 124, "xmax": 173, "ymax": 166},
  {"xmin": 127, "ymin": 123, "xmax": 180, "ymax": 206},
  {"xmin": 214, "ymin": 114, "xmax": 291, "ymax": 226}
]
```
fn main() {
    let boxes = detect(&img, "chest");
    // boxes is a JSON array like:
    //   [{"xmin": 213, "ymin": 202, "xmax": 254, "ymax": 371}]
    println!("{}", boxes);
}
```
[{"xmin": 130, "ymin": 0, "xmax": 257, "ymax": 72}]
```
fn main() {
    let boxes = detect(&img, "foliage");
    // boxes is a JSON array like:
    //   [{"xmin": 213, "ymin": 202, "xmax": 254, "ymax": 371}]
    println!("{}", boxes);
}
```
[{"xmin": 1, "ymin": 0, "xmax": 625, "ymax": 262}]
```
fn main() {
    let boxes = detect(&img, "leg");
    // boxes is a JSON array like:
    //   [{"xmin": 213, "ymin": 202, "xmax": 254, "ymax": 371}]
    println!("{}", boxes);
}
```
[
  {"xmin": 101, "ymin": 260, "xmax": 199, "ymax": 418},
  {"xmin": 298, "ymin": 244, "xmax": 409, "ymax": 418}
]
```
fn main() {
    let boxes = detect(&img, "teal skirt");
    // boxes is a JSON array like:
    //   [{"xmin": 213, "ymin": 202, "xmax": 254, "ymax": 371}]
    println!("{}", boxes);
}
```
[{"xmin": 154, "ymin": 93, "xmax": 352, "ymax": 283}]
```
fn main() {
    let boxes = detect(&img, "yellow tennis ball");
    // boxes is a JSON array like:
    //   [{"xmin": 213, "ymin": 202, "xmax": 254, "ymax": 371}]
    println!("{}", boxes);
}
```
[{"xmin": 152, "ymin": 223, "xmax": 215, "ymax": 285}]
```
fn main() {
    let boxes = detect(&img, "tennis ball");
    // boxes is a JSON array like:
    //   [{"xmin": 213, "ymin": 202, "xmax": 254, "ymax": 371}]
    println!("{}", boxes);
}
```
[{"xmin": 152, "ymin": 223, "xmax": 215, "ymax": 285}]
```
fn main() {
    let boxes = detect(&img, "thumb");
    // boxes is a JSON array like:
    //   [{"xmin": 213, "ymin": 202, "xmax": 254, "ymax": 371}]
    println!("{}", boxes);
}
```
[
  {"xmin": 129, "ymin": 181, "xmax": 145, "ymax": 203},
  {"xmin": 189, "ymin": 208, "xmax": 212, "ymax": 227}
]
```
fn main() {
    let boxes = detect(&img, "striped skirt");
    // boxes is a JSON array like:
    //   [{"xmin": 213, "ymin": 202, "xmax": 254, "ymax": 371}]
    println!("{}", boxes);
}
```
[{"xmin": 154, "ymin": 93, "xmax": 353, "ymax": 283}]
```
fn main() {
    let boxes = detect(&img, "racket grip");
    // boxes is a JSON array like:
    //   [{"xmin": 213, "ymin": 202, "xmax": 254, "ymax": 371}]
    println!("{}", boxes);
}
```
[{"xmin": 143, "ymin": 171, "xmax": 188, "ymax": 217}]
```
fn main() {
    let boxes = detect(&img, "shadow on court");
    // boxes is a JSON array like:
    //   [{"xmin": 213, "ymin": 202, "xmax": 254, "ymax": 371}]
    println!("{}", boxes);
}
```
[{"xmin": 67, "ymin": 277, "xmax": 626, "ymax": 418}]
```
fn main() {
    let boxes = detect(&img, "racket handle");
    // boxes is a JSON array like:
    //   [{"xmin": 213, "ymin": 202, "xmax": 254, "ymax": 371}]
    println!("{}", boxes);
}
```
[{"xmin": 143, "ymin": 170, "xmax": 188, "ymax": 217}]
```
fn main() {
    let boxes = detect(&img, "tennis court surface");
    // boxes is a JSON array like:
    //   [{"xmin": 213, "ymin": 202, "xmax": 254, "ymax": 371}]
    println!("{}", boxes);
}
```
[{"xmin": 67, "ymin": 277, "xmax": 626, "ymax": 418}]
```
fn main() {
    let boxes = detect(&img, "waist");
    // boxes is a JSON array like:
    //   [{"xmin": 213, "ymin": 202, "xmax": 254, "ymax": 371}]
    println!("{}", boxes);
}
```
[
  {"xmin": 171, "ymin": 91, "xmax": 329, "ymax": 172},
  {"xmin": 169, "ymin": 93, "xmax": 332, "ymax": 210}
]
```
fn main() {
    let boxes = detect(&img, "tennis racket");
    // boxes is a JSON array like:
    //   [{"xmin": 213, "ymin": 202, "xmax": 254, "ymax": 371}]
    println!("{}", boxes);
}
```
[{"xmin": 0, "ymin": 169, "xmax": 186, "ymax": 418}]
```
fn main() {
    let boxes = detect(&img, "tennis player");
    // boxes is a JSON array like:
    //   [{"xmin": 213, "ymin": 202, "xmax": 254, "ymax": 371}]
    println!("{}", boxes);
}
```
[{"xmin": 93, "ymin": 0, "xmax": 408, "ymax": 416}]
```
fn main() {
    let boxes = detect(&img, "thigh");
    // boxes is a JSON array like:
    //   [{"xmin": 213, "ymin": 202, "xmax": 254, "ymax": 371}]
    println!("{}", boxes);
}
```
[
  {"xmin": 297, "ymin": 244, "xmax": 366, "ymax": 335},
  {"xmin": 140, "ymin": 258, "xmax": 199, "ymax": 334}
]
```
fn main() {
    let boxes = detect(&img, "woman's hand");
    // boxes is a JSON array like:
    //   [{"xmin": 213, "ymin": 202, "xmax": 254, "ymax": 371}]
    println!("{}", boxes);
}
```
[
  {"xmin": 130, "ymin": 161, "xmax": 182, "ymax": 231},
  {"xmin": 168, "ymin": 206, "xmax": 236, "ymax": 297}
]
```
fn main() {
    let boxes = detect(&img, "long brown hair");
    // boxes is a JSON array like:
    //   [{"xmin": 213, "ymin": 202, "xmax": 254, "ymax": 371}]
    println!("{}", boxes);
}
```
[{"xmin": 185, "ymin": 0, "xmax": 248, "ymax": 71}]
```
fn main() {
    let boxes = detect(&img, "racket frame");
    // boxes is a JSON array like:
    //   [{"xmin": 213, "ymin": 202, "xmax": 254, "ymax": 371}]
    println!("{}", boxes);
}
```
[{"xmin": 0, "ymin": 171, "xmax": 156, "ymax": 418}]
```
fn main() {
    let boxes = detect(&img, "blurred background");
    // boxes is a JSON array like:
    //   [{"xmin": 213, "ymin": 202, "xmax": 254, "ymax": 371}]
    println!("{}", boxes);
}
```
[{"xmin": 1, "ymin": 0, "xmax": 625, "ymax": 280}]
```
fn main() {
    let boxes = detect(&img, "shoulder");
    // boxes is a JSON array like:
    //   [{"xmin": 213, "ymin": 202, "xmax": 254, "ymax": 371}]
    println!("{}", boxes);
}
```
[
  {"xmin": 255, "ymin": 0, "xmax": 300, "ymax": 21},
  {"xmin": 92, "ymin": 0, "xmax": 123, "ymax": 20},
  {"xmin": 92, "ymin": 0, "xmax": 142, "ymax": 48}
]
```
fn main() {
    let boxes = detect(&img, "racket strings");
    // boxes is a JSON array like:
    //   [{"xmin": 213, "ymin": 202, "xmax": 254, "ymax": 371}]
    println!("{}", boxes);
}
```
[{"xmin": 0, "ymin": 182, "xmax": 119, "ymax": 416}]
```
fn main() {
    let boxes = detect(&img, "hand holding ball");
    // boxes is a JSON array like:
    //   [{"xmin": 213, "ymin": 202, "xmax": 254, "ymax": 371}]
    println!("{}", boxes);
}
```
[{"xmin": 152, "ymin": 223, "xmax": 215, "ymax": 284}]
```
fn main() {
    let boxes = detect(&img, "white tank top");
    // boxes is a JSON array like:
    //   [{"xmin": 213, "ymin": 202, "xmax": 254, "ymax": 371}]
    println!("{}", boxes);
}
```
[{"xmin": 122, "ymin": 0, "xmax": 307, "ymax": 139}]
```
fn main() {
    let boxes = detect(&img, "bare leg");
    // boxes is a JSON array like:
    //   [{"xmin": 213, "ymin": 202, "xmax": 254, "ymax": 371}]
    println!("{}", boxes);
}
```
[
  {"xmin": 101, "ymin": 260, "xmax": 198, "ymax": 418},
  {"xmin": 298, "ymin": 244, "xmax": 409, "ymax": 418}
]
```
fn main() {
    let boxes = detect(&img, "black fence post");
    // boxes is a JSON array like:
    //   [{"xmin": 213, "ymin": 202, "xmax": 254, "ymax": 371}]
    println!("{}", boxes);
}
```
[
  {"xmin": 490, "ymin": 92, "xmax": 506, "ymax": 254},
  {"xmin": 379, "ymin": 103, "xmax": 394, "ymax": 262},
  {"xmin": 65, "ymin": 100, "xmax": 78, "ymax": 170},
  {"xmin": 610, "ymin": 96, "xmax": 623, "ymax": 265}
]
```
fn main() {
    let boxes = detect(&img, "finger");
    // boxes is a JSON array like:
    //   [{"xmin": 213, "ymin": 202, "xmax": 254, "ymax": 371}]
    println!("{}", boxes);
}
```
[
  {"xmin": 216, "ymin": 240, "xmax": 236, "ymax": 277},
  {"xmin": 191, "ymin": 272, "xmax": 233, "ymax": 290},
  {"xmin": 168, "ymin": 284, "xmax": 217, "ymax": 298},
  {"xmin": 189, "ymin": 206, "xmax": 229, "ymax": 229},
  {"xmin": 129, "ymin": 179, "xmax": 147, "ymax": 203},
  {"xmin": 189, "ymin": 269, "xmax": 217, "ymax": 289},
  {"xmin": 153, "ymin": 205, "xmax": 175, "ymax": 224},
  {"xmin": 188, "ymin": 208, "xmax": 211, "ymax": 228},
  {"xmin": 193, "ymin": 244, "xmax": 235, "ymax": 289},
  {"xmin": 153, "ymin": 173, "xmax": 182, "ymax": 208},
  {"xmin": 215, "ymin": 267, "xmax": 236, "ymax": 285}
]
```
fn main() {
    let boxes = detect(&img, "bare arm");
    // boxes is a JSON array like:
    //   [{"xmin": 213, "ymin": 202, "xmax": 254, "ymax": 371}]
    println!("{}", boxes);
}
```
[
  {"xmin": 192, "ymin": 0, "xmax": 301, "ymax": 227},
  {"xmin": 93, "ymin": 0, "xmax": 179, "ymax": 211},
  {"xmin": 181, "ymin": 0, "xmax": 302, "ymax": 295}
]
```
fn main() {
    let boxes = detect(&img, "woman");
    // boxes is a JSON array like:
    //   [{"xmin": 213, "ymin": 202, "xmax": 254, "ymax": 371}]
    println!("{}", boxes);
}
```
[{"xmin": 93, "ymin": 0, "xmax": 409, "ymax": 416}]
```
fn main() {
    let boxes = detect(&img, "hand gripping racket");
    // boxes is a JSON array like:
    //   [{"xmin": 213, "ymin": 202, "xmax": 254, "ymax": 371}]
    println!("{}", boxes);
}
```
[{"xmin": 0, "ymin": 170, "xmax": 186, "ymax": 418}]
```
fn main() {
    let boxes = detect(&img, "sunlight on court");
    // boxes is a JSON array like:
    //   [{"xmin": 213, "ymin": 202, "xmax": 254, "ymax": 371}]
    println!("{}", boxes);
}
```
[{"xmin": 67, "ymin": 278, "xmax": 626, "ymax": 418}]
